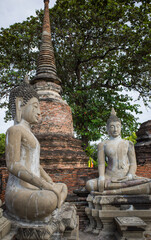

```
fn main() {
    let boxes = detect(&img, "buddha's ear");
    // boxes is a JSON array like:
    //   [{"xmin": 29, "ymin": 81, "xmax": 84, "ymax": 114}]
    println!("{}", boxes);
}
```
[
  {"xmin": 15, "ymin": 97, "xmax": 23, "ymax": 123},
  {"xmin": 106, "ymin": 126, "xmax": 110, "ymax": 135}
]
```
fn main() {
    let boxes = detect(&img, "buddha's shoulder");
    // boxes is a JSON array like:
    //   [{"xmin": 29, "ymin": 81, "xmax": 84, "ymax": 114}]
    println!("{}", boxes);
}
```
[
  {"xmin": 121, "ymin": 139, "xmax": 134, "ymax": 146},
  {"xmin": 7, "ymin": 124, "xmax": 26, "ymax": 135},
  {"xmin": 98, "ymin": 140, "xmax": 108, "ymax": 150}
]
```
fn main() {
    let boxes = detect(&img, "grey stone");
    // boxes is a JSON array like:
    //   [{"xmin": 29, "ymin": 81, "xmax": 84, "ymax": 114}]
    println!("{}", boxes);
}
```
[
  {"xmin": 86, "ymin": 108, "xmax": 151, "ymax": 195},
  {"xmin": 115, "ymin": 217, "xmax": 146, "ymax": 240},
  {"xmin": 12, "ymin": 203, "xmax": 78, "ymax": 240}
]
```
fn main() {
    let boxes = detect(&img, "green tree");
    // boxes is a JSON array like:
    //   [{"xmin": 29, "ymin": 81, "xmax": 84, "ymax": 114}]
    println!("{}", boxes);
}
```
[
  {"xmin": 0, "ymin": 0, "xmax": 151, "ymax": 146},
  {"xmin": 124, "ymin": 132, "xmax": 137, "ymax": 145},
  {"xmin": 0, "ymin": 133, "xmax": 6, "ymax": 156}
]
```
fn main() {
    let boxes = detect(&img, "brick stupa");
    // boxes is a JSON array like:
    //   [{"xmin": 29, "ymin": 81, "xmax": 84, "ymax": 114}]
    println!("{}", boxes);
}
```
[{"xmin": 31, "ymin": 0, "xmax": 88, "ymax": 168}]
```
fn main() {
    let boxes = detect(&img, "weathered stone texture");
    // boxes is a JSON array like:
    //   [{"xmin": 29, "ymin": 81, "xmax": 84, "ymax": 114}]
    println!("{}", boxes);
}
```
[
  {"xmin": 85, "ymin": 194, "xmax": 151, "ymax": 238},
  {"xmin": 12, "ymin": 203, "xmax": 78, "ymax": 240},
  {"xmin": 135, "ymin": 120, "xmax": 151, "ymax": 165},
  {"xmin": 0, "ymin": 200, "xmax": 11, "ymax": 239}
]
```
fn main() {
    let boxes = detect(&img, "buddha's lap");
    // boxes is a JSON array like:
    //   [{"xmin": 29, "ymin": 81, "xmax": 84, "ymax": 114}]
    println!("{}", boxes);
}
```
[{"xmin": 6, "ymin": 188, "xmax": 58, "ymax": 219}]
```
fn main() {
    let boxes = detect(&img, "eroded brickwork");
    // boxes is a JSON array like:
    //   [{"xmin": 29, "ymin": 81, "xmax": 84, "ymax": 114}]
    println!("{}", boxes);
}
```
[
  {"xmin": 37, "ymin": 134, "xmax": 88, "ymax": 168},
  {"xmin": 32, "ymin": 100, "xmax": 74, "ymax": 136},
  {"xmin": 0, "ymin": 167, "xmax": 8, "ymax": 203},
  {"xmin": 135, "ymin": 120, "xmax": 151, "ymax": 165},
  {"xmin": 136, "ymin": 164, "xmax": 151, "ymax": 178}
]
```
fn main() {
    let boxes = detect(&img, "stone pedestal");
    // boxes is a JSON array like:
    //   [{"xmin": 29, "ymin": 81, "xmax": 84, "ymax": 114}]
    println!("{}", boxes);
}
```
[
  {"xmin": 8, "ymin": 203, "xmax": 79, "ymax": 240},
  {"xmin": 0, "ymin": 200, "xmax": 11, "ymax": 239},
  {"xmin": 85, "ymin": 193, "xmax": 151, "ymax": 238},
  {"xmin": 115, "ymin": 217, "xmax": 146, "ymax": 240}
]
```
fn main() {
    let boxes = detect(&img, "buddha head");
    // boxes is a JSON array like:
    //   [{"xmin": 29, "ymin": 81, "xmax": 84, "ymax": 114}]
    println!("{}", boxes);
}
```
[
  {"xmin": 9, "ymin": 75, "xmax": 40, "ymax": 124},
  {"xmin": 107, "ymin": 108, "xmax": 121, "ymax": 138}
]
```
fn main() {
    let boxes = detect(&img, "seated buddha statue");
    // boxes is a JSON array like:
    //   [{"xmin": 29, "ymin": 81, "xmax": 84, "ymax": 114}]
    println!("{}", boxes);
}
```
[
  {"xmin": 86, "ymin": 108, "xmax": 151, "ymax": 195},
  {"xmin": 5, "ymin": 77, "xmax": 68, "ymax": 222}
]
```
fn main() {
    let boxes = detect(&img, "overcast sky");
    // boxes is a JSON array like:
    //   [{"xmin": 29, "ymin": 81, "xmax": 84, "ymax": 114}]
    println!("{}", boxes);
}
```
[{"xmin": 0, "ymin": 0, "xmax": 150, "ymax": 134}]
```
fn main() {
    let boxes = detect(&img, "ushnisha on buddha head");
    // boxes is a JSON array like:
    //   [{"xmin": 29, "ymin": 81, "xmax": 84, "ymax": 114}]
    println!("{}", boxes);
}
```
[{"xmin": 9, "ymin": 75, "xmax": 40, "ymax": 124}]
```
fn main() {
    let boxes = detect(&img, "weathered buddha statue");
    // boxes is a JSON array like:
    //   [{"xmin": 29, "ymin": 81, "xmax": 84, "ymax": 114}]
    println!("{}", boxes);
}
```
[
  {"xmin": 5, "ymin": 77, "xmax": 68, "ymax": 222},
  {"xmin": 86, "ymin": 108, "xmax": 151, "ymax": 195}
]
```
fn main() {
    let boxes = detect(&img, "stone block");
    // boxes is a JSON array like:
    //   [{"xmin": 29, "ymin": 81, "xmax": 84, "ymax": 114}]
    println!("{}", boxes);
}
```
[
  {"xmin": 0, "ymin": 216, "xmax": 11, "ymax": 240},
  {"xmin": 11, "ymin": 203, "xmax": 78, "ymax": 240},
  {"xmin": 0, "ymin": 209, "xmax": 3, "ymax": 218},
  {"xmin": 85, "ymin": 193, "xmax": 151, "ymax": 238},
  {"xmin": 115, "ymin": 217, "xmax": 146, "ymax": 240}
]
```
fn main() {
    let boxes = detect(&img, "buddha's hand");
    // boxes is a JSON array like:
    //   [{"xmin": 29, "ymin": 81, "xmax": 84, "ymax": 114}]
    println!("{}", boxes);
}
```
[
  {"xmin": 112, "ymin": 174, "xmax": 134, "ymax": 183},
  {"xmin": 41, "ymin": 181, "xmax": 61, "ymax": 208},
  {"xmin": 98, "ymin": 176, "xmax": 105, "ymax": 192},
  {"xmin": 127, "ymin": 173, "xmax": 135, "ymax": 180}
]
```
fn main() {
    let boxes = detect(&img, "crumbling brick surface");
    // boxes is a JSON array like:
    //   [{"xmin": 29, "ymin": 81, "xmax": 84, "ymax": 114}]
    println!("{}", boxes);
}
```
[
  {"xmin": 32, "ymin": 100, "xmax": 74, "ymax": 136},
  {"xmin": 36, "ymin": 134, "xmax": 89, "ymax": 168},
  {"xmin": 135, "ymin": 120, "xmax": 151, "ymax": 165}
]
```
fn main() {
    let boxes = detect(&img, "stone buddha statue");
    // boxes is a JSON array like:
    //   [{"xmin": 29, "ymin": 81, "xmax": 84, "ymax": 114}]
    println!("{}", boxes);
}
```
[
  {"xmin": 86, "ymin": 108, "xmax": 151, "ymax": 195},
  {"xmin": 5, "ymin": 77, "xmax": 68, "ymax": 222}
]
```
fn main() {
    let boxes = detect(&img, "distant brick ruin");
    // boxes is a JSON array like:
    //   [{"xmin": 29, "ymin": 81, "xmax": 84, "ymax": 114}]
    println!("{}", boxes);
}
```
[{"xmin": 135, "ymin": 120, "xmax": 151, "ymax": 165}]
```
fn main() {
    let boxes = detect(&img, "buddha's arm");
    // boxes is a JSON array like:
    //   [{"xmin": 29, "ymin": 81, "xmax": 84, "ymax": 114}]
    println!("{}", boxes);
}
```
[
  {"xmin": 127, "ymin": 141, "xmax": 137, "ymax": 179},
  {"xmin": 40, "ymin": 166, "xmax": 53, "ymax": 183},
  {"xmin": 98, "ymin": 142, "xmax": 105, "ymax": 192},
  {"xmin": 6, "ymin": 127, "xmax": 53, "ymax": 190}
]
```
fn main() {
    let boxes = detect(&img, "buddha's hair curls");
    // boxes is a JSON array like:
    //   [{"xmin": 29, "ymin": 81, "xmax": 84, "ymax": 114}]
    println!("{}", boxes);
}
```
[{"xmin": 9, "ymin": 76, "xmax": 39, "ymax": 119}]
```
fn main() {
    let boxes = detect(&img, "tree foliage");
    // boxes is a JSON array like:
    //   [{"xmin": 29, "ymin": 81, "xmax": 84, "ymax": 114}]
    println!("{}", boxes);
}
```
[
  {"xmin": 0, "ymin": 134, "xmax": 6, "ymax": 156},
  {"xmin": 124, "ymin": 132, "xmax": 137, "ymax": 144},
  {"xmin": 0, "ymin": 0, "xmax": 151, "ymax": 146}
]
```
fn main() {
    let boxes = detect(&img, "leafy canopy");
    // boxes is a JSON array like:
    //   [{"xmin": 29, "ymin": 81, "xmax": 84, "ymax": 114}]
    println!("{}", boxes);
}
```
[
  {"xmin": 0, "ymin": 0, "xmax": 151, "ymax": 146},
  {"xmin": 0, "ymin": 134, "xmax": 6, "ymax": 156}
]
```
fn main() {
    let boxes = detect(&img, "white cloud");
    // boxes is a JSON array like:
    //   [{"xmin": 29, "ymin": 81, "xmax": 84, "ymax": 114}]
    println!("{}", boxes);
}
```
[{"xmin": 0, "ymin": 0, "xmax": 56, "ymax": 29}]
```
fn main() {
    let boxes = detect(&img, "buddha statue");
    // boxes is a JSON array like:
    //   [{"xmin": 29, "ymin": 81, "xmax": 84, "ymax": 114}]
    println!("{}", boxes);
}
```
[
  {"xmin": 5, "ymin": 77, "xmax": 68, "ymax": 222},
  {"xmin": 86, "ymin": 108, "xmax": 151, "ymax": 195}
]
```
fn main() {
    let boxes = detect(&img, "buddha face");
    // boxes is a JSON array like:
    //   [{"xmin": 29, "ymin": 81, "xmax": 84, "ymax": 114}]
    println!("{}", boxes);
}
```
[
  {"xmin": 108, "ymin": 121, "xmax": 121, "ymax": 138},
  {"xmin": 21, "ymin": 97, "xmax": 40, "ymax": 124}
]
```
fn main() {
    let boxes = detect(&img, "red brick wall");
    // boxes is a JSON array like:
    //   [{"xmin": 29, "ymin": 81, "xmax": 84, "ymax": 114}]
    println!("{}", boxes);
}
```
[
  {"xmin": 32, "ymin": 100, "xmax": 74, "ymax": 136},
  {"xmin": 136, "ymin": 164, "xmax": 151, "ymax": 178},
  {"xmin": 0, "ymin": 165, "xmax": 151, "ymax": 203},
  {"xmin": 44, "ymin": 167, "xmax": 99, "ymax": 194},
  {"xmin": 0, "ymin": 167, "xmax": 8, "ymax": 203}
]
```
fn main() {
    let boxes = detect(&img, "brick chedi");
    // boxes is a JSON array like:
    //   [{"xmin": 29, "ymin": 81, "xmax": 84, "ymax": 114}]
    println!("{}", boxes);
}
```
[
  {"xmin": 135, "ymin": 120, "xmax": 151, "ymax": 165},
  {"xmin": 31, "ymin": 0, "xmax": 88, "ymax": 168}
]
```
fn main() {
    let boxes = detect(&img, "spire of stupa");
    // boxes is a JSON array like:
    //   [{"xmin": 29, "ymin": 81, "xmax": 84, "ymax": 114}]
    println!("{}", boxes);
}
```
[{"xmin": 31, "ymin": 0, "xmax": 61, "ymax": 84}]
